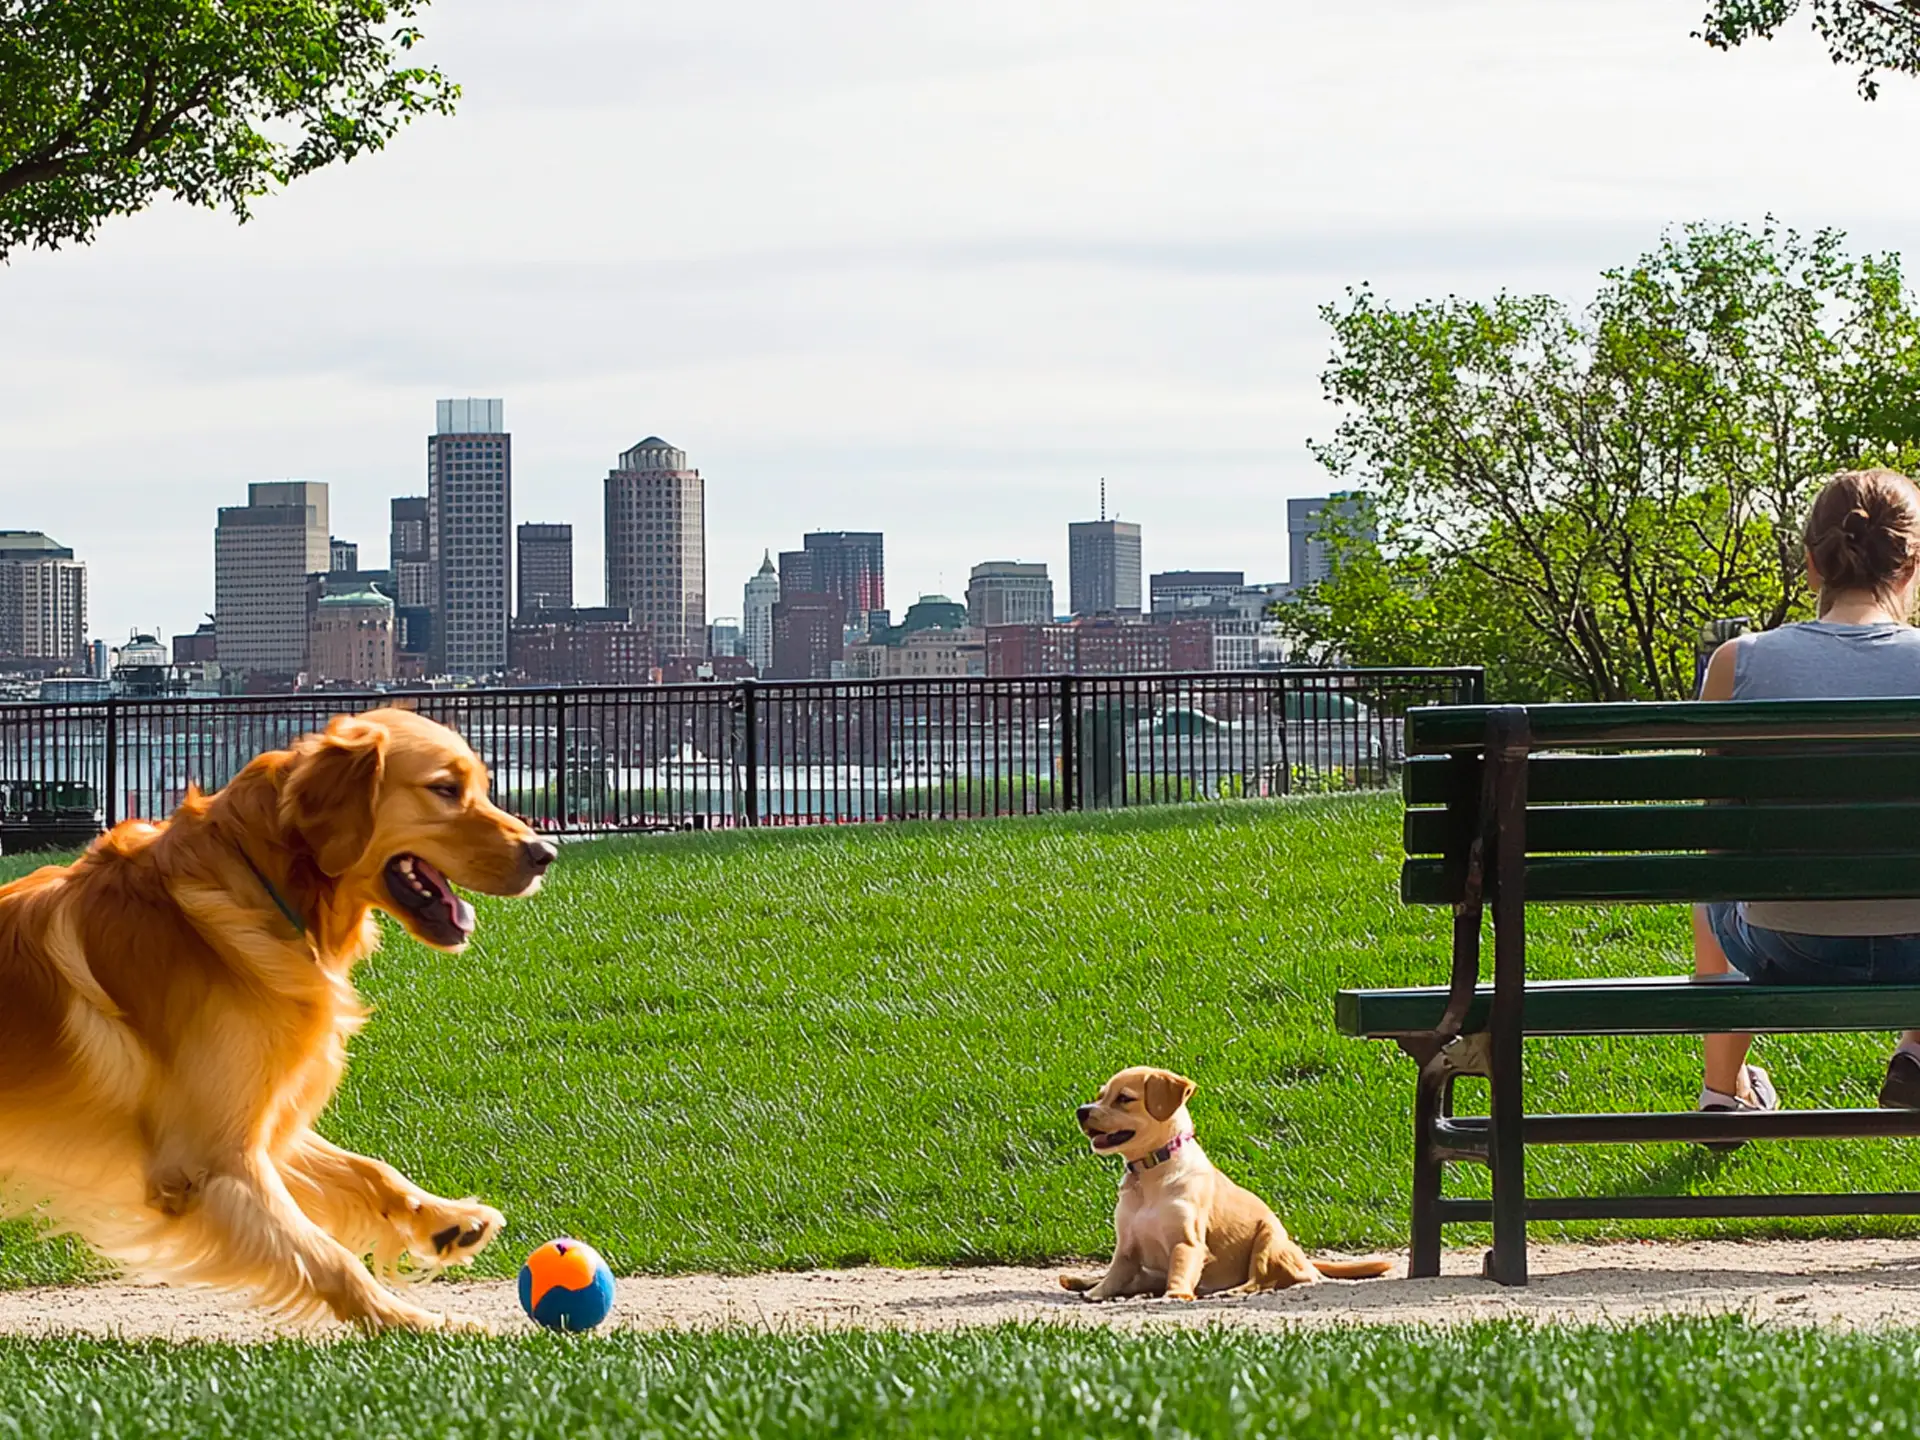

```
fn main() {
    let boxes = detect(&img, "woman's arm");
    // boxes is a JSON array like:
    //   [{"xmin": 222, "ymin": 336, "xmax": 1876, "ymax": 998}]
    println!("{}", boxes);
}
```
[{"xmin": 1700, "ymin": 639, "xmax": 1740, "ymax": 702}]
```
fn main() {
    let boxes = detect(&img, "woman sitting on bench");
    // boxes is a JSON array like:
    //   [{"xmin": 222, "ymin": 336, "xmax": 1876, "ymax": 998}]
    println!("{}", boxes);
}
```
[{"xmin": 1696, "ymin": 467, "xmax": 1920, "ymax": 1131}]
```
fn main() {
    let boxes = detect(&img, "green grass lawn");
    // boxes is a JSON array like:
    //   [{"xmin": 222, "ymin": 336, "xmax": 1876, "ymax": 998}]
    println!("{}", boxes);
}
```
[
  {"xmin": 5, "ymin": 793, "xmax": 1920, "ymax": 1289},
  {"xmin": 0, "ymin": 1320, "xmax": 1915, "ymax": 1438}
]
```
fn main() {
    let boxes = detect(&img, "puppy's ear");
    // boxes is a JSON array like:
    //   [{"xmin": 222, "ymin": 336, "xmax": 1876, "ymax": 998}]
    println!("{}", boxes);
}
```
[
  {"xmin": 1145, "ymin": 1070, "xmax": 1196, "ymax": 1122},
  {"xmin": 282, "ymin": 715, "xmax": 389, "ymax": 876}
]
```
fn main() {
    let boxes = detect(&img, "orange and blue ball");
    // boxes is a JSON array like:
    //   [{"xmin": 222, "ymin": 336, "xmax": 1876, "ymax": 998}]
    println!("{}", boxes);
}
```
[{"xmin": 518, "ymin": 1239, "xmax": 616, "ymax": 1332}]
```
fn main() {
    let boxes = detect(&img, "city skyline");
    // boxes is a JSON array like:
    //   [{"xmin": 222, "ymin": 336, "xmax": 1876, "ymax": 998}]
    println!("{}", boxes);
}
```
[{"xmin": 7, "ymin": 419, "xmax": 1311, "ymax": 651}]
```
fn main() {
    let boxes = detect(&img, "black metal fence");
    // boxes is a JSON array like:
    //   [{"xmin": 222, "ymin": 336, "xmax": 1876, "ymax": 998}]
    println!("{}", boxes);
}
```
[{"xmin": 0, "ymin": 668, "xmax": 1482, "ymax": 847}]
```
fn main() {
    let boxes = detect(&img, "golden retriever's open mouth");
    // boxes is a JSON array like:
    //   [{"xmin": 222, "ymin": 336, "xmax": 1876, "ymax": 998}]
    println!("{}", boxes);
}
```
[
  {"xmin": 1089, "ymin": 1129, "xmax": 1135, "ymax": 1151},
  {"xmin": 384, "ymin": 855, "xmax": 475, "ymax": 947}
]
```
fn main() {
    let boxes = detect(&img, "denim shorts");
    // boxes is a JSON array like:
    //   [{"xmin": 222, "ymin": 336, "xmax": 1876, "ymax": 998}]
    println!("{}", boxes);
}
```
[{"xmin": 1706, "ymin": 901, "xmax": 1920, "ymax": 985}]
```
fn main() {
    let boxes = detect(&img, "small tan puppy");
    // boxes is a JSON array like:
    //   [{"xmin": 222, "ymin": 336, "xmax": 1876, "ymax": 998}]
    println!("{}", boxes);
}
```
[{"xmin": 1061, "ymin": 1066, "xmax": 1391, "ymax": 1301}]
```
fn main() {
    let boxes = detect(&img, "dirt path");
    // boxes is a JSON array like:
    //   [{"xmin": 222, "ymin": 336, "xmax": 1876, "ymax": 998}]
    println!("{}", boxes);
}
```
[{"xmin": 6, "ymin": 1240, "xmax": 1920, "ymax": 1341}]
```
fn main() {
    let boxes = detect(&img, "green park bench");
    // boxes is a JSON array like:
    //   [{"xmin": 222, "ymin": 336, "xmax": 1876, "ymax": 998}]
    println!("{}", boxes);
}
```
[{"xmin": 1336, "ymin": 697, "xmax": 1920, "ymax": 1286}]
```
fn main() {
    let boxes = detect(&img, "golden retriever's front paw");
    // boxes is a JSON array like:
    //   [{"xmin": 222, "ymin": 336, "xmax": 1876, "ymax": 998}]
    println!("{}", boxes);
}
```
[
  {"xmin": 380, "ymin": 1196, "xmax": 504, "ymax": 1272},
  {"xmin": 343, "ymin": 1289, "xmax": 449, "ymax": 1333},
  {"xmin": 1164, "ymin": 1290, "xmax": 1198, "ymax": 1303},
  {"xmin": 424, "ymin": 1199, "xmax": 504, "ymax": 1263}
]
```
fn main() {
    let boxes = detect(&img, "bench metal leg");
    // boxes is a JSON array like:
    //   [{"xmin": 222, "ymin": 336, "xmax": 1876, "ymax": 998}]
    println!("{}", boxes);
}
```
[
  {"xmin": 1411, "ymin": 1065, "xmax": 1449, "ymax": 1278},
  {"xmin": 1486, "ymin": 1021, "xmax": 1527, "ymax": 1285},
  {"xmin": 1485, "ymin": 705, "xmax": 1530, "ymax": 1288}
]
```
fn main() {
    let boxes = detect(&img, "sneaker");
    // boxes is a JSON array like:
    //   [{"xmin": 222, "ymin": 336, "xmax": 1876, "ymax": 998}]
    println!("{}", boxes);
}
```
[
  {"xmin": 1697, "ymin": 1065, "xmax": 1778, "ymax": 1153},
  {"xmin": 1880, "ymin": 1052, "xmax": 1920, "ymax": 1110}
]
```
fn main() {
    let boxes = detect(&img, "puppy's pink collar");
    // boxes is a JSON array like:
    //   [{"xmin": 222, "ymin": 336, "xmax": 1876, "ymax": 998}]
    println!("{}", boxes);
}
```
[{"xmin": 1127, "ymin": 1132, "xmax": 1194, "ymax": 1174}]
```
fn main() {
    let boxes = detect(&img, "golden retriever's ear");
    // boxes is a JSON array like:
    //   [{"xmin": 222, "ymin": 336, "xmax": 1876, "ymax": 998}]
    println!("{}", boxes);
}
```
[
  {"xmin": 1144, "ymin": 1070, "xmax": 1196, "ymax": 1122},
  {"xmin": 282, "ymin": 715, "xmax": 389, "ymax": 876}
]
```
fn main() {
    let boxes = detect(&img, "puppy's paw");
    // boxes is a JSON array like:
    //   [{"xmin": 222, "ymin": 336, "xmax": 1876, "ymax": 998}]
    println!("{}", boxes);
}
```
[{"xmin": 1163, "ymin": 1289, "xmax": 1198, "ymax": 1303}]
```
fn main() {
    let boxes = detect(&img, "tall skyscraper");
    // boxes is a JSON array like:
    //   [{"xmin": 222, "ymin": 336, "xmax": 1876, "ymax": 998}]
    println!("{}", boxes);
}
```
[
  {"xmin": 0, "ymin": 531, "xmax": 87, "ymax": 664},
  {"xmin": 742, "ymin": 551, "xmax": 779, "ymax": 674},
  {"xmin": 1288, "ymin": 493, "xmax": 1373, "ymax": 588},
  {"xmin": 604, "ymin": 436, "xmax": 707, "ymax": 661},
  {"xmin": 390, "ymin": 496, "xmax": 429, "ymax": 575},
  {"xmin": 965, "ymin": 561, "xmax": 1053, "ymax": 628},
  {"xmin": 789, "ymin": 532, "xmax": 884, "ymax": 618},
  {"xmin": 517, "ymin": 523, "xmax": 573, "ymax": 617},
  {"xmin": 1068, "ymin": 494, "xmax": 1142, "ymax": 616},
  {"xmin": 428, "ymin": 398, "xmax": 512, "ymax": 677},
  {"xmin": 214, "ymin": 481, "xmax": 329, "ymax": 675},
  {"xmin": 389, "ymin": 495, "xmax": 432, "ymax": 659}
]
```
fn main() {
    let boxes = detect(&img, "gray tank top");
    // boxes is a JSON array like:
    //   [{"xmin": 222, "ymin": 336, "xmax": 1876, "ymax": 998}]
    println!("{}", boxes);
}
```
[{"xmin": 1727, "ymin": 621, "xmax": 1920, "ymax": 935}]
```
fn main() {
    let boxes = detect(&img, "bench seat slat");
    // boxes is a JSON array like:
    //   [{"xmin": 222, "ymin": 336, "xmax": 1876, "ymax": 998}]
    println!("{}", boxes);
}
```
[
  {"xmin": 1402, "ymin": 853, "xmax": 1920, "ymax": 905},
  {"xmin": 1335, "ymin": 975, "xmax": 1920, "ymax": 1037},
  {"xmin": 1404, "ymin": 802, "xmax": 1920, "ymax": 857}
]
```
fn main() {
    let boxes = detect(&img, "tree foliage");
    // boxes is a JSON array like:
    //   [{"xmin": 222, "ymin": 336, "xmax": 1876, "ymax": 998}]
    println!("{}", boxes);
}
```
[
  {"xmin": 1699, "ymin": 0, "xmax": 1920, "ymax": 99},
  {"xmin": 1276, "ymin": 222, "xmax": 1920, "ymax": 702},
  {"xmin": 0, "ymin": 0, "xmax": 456, "ymax": 258}
]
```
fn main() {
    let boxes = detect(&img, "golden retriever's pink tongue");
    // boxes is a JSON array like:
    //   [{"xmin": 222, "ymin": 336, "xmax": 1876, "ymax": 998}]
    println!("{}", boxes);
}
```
[{"xmin": 413, "ymin": 858, "xmax": 475, "ymax": 936}]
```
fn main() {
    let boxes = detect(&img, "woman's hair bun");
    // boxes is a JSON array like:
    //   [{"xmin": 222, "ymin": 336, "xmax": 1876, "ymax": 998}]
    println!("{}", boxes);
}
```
[{"xmin": 1804, "ymin": 470, "xmax": 1920, "ymax": 605}]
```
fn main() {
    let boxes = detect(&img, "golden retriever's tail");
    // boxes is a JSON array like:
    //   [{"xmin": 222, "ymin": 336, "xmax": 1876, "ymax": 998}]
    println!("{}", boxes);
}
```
[
  {"xmin": 1312, "ymin": 1258, "xmax": 1393, "ymax": 1279},
  {"xmin": 1058, "ymin": 1273, "xmax": 1099, "ymax": 1292}
]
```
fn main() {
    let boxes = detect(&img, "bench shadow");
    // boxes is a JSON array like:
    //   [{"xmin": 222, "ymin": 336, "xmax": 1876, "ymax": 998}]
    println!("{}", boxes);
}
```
[
  {"xmin": 869, "ymin": 1251, "xmax": 1920, "ymax": 1319},
  {"xmin": 1231, "ymin": 1255, "xmax": 1920, "ymax": 1318}
]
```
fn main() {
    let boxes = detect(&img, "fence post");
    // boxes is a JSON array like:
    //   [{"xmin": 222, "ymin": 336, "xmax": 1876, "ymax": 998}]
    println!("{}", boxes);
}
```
[
  {"xmin": 740, "ymin": 679, "xmax": 760, "ymax": 827},
  {"xmin": 102, "ymin": 697, "xmax": 118, "ymax": 830},
  {"xmin": 554, "ymin": 690, "xmax": 570, "ymax": 830},
  {"xmin": 1058, "ymin": 675, "xmax": 1078, "ymax": 812}
]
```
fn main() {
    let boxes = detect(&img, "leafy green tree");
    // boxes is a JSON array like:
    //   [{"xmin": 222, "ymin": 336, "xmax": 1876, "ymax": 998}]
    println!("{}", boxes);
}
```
[
  {"xmin": 1278, "ymin": 222, "xmax": 1920, "ymax": 702},
  {"xmin": 1699, "ymin": 2, "xmax": 1920, "ymax": 98},
  {"xmin": 0, "ymin": 0, "xmax": 455, "ymax": 258}
]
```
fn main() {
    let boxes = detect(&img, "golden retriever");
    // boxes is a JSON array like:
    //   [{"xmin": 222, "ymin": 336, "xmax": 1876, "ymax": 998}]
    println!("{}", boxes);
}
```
[
  {"xmin": 0, "ymin": 708, "xmax": 553, "ymax": 1330},
  {"xmin": 1060, "ymin": 1066, "xmax": 1391, "ymax": 1301}
]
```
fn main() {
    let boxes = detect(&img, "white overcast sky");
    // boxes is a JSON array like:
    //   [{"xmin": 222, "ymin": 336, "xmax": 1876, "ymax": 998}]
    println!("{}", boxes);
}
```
[{"xmin": 8, "ymin": 0, "xmax": 1920, "ymax": 643}]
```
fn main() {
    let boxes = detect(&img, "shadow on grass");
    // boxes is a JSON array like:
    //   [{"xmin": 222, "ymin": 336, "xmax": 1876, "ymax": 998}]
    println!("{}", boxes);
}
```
[{"xmin": 1591, "ymin": 1145, "xmax": 1734, "ymax": 1200}]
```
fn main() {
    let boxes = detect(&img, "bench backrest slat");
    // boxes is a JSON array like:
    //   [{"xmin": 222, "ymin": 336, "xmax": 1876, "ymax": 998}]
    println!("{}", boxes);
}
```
[
  {"xmin": 1405, "ymin": 801, "xmax": 1920, "ymax": 857},
  {"xmin": 1404, "ymin": 751, "xmax": 1920, "ymax": 806},
  {"xmin": 1401, "ymin": 700, "xmax": 1920, "ymax": 908},
  {"xmin": 1404, "ymin": 852, "xmax": 1920, "ymax": 905}
]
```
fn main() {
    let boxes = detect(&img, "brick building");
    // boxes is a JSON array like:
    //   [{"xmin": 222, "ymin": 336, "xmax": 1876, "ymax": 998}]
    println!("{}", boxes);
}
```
[
  {"xmin": 308, "ymin": 588, "xmax": 396, "ymax": 686},
  {"xmin": 986, "ymin": 617, "xmax": 1214, "ymax": 677},
  {"xmin": 769, "ymin": 592, "xmax": 846, "ymax": 679},
  {"xmin": 508, "ymin": 607, "xmax": 652, "ymax": 685}
]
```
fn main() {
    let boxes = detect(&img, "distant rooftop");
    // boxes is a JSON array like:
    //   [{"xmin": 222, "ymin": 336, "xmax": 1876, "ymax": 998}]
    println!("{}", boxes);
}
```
[
  {"xmin": 617, "ymin": 436, "xmax": 690, "ymax": 472},
  {"xmin": 0, "ymin": 530, "xmax": 75, "ymax": 560},
  {"xmin": 436, "ymin": 398, "xmax": 505, "ymax": 435},
  {"xmin": 316, "ymin": 588, "xmax": 393, "ymax": 608}
]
